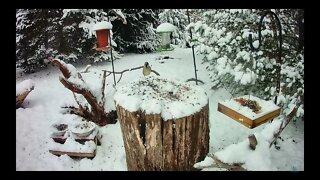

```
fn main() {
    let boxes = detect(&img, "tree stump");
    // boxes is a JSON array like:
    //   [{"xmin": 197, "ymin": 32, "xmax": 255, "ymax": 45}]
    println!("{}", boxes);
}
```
[{"xmin": 114, "ymin": 76, "xmax": 209, "ymax": 171}]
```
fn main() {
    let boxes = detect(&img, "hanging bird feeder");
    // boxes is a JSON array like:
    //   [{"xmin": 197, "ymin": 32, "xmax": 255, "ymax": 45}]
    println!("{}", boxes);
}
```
[
  {"xmin": 217, "ymin": 11, "xmax": 283, "ymax": 129},
  {"xmin": 93, "ymin": 21, "xmax": 113, "ymax": 51},
  {"xmin": 93, "ymin": 20, "xmax": 116, "ymax": 86},
  {"xmin": 156, "ymin": 22, "xmax": 176, "ymax": 51}
]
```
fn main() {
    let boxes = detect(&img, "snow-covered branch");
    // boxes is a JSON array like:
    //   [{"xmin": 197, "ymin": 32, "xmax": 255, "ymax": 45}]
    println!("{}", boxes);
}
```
[{"xmin": 52, "ymin": 59, "xmax": 115, "ymax": 124}]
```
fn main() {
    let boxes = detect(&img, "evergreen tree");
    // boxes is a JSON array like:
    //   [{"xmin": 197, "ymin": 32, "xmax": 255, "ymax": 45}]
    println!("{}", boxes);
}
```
[
  {"xmin": 188, "ymin": 9, "xmax": 304, "ymax": 119},
  {"xmin": 112, "ymin": 9, "xmax": 160, "ymax": 53},
  {"xmin": 16, "ymin": 9, "xmax": 122, "ymax": 73},
  {"xmin": 60, "ymin": 9, "xmax": 121, "ymax": 63},
  {"xmin": 16, "ymin": 9, "xmax": 62, "ymax": 73}
]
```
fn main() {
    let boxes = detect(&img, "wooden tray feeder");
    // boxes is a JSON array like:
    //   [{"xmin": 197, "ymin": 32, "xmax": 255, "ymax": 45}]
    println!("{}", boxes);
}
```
[
  {"xmin": 217, "ymin": 95, "xmax": 281, "ymax": 129},
  {"xmin": 49, "ymin": 150, "xmax": 96, "ymax": 158}
]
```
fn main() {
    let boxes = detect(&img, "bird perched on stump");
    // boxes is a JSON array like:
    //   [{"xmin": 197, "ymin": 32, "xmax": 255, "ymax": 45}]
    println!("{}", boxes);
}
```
[{"xmin": 143, "ymin": 62, "xmax": 151, "ymax": 76}]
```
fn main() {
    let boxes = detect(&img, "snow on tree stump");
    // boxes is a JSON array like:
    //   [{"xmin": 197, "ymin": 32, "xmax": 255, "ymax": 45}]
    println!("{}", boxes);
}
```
[
  {"xmin": 114, "ymin": 76, "xmax": 209, "ymax": 171},
  {"xmin": 16, "ymin": 79, "xmax": 35, "ymax": 108}
]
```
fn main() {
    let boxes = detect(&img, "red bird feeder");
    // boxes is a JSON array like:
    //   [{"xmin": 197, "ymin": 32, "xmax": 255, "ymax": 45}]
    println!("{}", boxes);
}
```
[{"xmin": 93, "ymin": 21, "xmax": 113, "ymax": 51}]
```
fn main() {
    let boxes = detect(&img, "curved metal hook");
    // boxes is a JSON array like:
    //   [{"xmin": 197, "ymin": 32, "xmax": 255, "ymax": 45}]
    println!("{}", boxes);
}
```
[
  {"xmin": 248, "ymin": 11, "xmax": 282, "ymax": 64},
  {"xmin": 248, "ymin": 11, "xmax": 282, "ymax": 104}
]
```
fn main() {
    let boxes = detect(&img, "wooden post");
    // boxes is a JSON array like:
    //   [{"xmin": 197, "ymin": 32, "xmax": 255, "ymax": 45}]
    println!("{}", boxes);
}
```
[{"xmin": 116, "ymin": 104, "xmax": 209, "ymax": 171}]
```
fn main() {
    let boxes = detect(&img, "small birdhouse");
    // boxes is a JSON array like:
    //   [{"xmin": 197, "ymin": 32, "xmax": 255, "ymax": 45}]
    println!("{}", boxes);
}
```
[
  {"xmin": 93, "ymin": 21, "xmax": 113, "ymax": 51},
  {"xmin": 156, "ymin": 23, "xmax": 176, "ymax": 51}
]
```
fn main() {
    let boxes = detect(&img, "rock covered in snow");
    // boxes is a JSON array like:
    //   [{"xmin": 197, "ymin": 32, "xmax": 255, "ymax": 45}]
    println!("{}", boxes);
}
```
[{"xmin": 114, "ymin": 76, "xmax": 208, "ymax": 121}]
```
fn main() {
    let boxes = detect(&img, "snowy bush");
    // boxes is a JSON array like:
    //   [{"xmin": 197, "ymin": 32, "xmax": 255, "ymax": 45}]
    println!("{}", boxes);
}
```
[
  {"xmin": 188, "ymin": 9, "xmax": 304, "ymax": 120},
  {"xmin": 16, "ymin": 9, "xmax": 62, "ymax": 73},
  {"xmin": 112, "ymin": 9, "xmax": 160, "ymax": 53}
]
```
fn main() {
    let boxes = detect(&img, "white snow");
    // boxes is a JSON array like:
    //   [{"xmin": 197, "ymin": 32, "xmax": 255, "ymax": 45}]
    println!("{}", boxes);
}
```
[
  {"xmin": 193, "ymin": 156, "xmax": 215, "ymax": 169},
  {"xmin": 16, "ymin": 79, "xmax": 35, "ymax": 96},
  {"xmin": 114, "ymin": 76, "xmax": 208, "ymax": 121},
  {"xmin": 93, "ymin": 21, "xmax": 113, "ymax": 30},
  {"xmin": 48, "ymin": 138, "xmax": 96, "ymax": 153},
  {"xmin": 219, "ymin": 95, "xmax": 280, "ymax": 120},
  {"xmin": 156, "ymin": 22, "xmax": 176, "ymax": 33},
  {"xmin": 16, "ymin": 47, "xmax": 303, "ymax": 171}
]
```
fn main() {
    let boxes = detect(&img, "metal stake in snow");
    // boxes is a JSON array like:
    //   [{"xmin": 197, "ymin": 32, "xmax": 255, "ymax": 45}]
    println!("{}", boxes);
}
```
[
  {"xmin": 108, "ymin": 20, "xmax": 116, "ymax": 86},
  {"xmin": 249, "ymin": 11, "xmax": 282, "ymax": 105},
  {"xmin": 187, "ymin": 9, "xmax": 198, "ymax": 85}
]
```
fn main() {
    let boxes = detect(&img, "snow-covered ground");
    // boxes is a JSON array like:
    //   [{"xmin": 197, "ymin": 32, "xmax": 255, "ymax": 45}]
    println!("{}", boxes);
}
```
[{"xmin": 16, "ymin": 47, "xmax": 304, "ymax": 171}]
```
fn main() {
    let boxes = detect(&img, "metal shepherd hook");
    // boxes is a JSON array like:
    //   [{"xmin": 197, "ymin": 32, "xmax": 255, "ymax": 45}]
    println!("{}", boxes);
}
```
[
  {"xmin": 187, "ymin": 9, "xmax": 198, "ymax": 85},
  {"xmin": 108, "ymin": 16, "xmax": 116, "ymax": 86},
  {"xmin": 248, "ymin": 10, "xmax": 282, "ymax": 104}
]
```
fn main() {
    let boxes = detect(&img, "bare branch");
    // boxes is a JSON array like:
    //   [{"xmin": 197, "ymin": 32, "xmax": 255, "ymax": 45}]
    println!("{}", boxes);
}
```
[
  {"xmin": 51, "ymin": 59, "xmax": 71, "ymax": 79},
  {"xmin": 102, "ymin": 65, "xmax": 161, "ymax": 83},
  {"xmin": 206, "ymin": 154, "xmax": 246, "ymax": 171},
  {"xmin": 61, "ymin": 106, "xmax": 91, "ymax": 119},
  {"xmin": 151, "ymin": 69, "xmax": 160, "ymax": 76}
]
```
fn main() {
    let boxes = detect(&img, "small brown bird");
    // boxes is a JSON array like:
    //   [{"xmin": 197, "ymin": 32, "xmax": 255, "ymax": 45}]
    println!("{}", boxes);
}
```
[{"xmin": 143, "ymin": 62, "xmax": 151, "ymax": 76}]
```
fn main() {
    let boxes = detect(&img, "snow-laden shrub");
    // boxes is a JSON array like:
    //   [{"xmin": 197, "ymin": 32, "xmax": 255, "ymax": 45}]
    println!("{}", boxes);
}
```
[
  {"xmin": 188, "ymin": 9, "xmax": 304, "ymax": 120},
  {"xmin": 112, "ymin": 9, "xmax": 160, "ymax": 53},
  {"xmin": 16, "ymin": 9, "xmax": 122, "ymax": 73}
]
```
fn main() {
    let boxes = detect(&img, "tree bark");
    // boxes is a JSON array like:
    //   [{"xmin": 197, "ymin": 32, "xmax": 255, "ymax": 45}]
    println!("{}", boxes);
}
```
[{"xmin": 116, "ymin": 103, "xmax": 209, "ymax": 171}]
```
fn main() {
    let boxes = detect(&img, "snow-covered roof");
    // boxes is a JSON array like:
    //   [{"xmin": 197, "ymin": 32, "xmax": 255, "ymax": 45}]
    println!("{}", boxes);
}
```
[
  {"xmin": 93, "ymin": 21, "xmax": 113, "ymax": 30},
  {"xmin": 156, "ymin": 22, "xmax": 176, "ymax": 33},
  {"xmin": 114, "ymin": 76, "xmax": 208, "ymax": 121}
]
